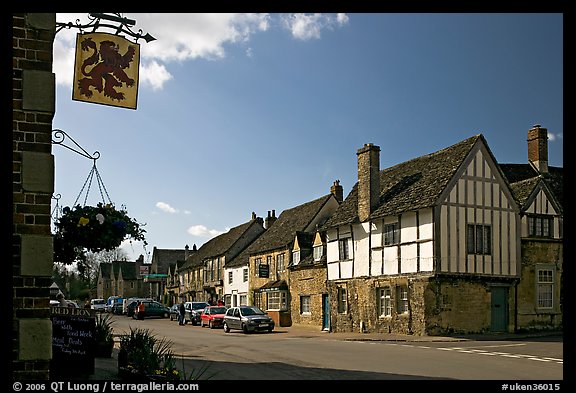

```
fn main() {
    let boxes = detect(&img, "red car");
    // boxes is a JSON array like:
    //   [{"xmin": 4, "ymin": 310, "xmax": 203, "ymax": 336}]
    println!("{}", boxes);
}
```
[{"xmin": 200, "ymin": 306, "xmax": 227, "ymax": 328}]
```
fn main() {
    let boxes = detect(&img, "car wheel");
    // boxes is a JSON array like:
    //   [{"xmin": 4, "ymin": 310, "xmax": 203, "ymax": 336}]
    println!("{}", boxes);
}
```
[
  {"xmin": 163, "ymin": 312, "xmax": 169, "ymax": 318},
  {"xmin": 268, "ymin": 328, "xmax": 273, "ymax": 333},
  {"xmin": 223, "ymin": 322, "xmax": 230, "ymax": 333},
  {"xmin": 209, "ymin": 321, "xmax": 213, "ymax": 329},
  {"xmin": 242, "ymin": 324, "xmax": 250, "ymax": 334}
]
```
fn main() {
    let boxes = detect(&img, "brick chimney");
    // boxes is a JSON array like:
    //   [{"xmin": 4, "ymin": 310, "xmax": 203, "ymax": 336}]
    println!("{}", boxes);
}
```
[
  {"xmin": 330, "ymin": 180, "xmax": 343, "ymax": 203},
  {"xmin": 252, "ymin": 211, "xmax": 264, "ymax": 226},
  {"xmin": 357, "ymin": 143, "xmax": 381, "ymax": 222},
  {"xmin": 265, "ymin": 210, "xmax": 277, "ymax": 229},
  {"xmin": 527, "ymin": 124, "xmax": 548, "ymax": 173}
]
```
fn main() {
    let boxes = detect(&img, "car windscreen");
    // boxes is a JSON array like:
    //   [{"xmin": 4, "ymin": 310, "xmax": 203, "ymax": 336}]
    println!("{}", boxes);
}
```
[
  {"xmin": 193, "ymin": 303, "xmax": 208, "ymax": 310},
  {"xmin": 240, "ymin": 307, "xmax": 264, "ymax": 316},
  {"xmin": 209, "ymin": 307, "xmax": 227, "ymax": 314}
]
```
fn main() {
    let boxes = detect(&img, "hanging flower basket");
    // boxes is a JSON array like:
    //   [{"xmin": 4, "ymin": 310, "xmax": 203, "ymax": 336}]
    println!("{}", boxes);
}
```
[{"xmin": 53, "ymin": 203, "xmax": 146, "ymax": 264}]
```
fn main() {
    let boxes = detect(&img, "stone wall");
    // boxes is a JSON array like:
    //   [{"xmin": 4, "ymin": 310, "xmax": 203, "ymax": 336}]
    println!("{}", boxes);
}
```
[
  {"xmin": 289, "ymin": 266, "xmax": 327, "ymax": 327},
  {"xmin": 12, "ymin": 13, "xmax": 56, "ymax": 380},
  {"xmin": 516, "ymin": 239, "xmax": 563, "ymax": 331},
  {"xmin": 328, "ymin": 274, "xmax": 517, "ymax": 335}
]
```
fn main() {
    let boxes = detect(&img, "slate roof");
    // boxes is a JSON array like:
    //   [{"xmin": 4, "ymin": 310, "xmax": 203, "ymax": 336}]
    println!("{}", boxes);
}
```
[
  {"xmin": 499, "ymin": 164, "xmax": 563, "ymax": 211},
  {"xmin": 180, "ymin": 218, "xmax": 264, "ymax": 270},
  {"xmin": 324, "ymin": 134, "xmax": 484, "ymax": 228},
  {"xmin": 242, "ymin": 194, "xmax": 334, "ymax": 256}
]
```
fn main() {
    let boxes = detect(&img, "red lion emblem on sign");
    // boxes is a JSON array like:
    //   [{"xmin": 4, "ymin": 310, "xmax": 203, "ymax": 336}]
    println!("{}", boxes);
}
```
[{"xmin": 77, "ymin": 37, "xmax": 136, "ymax": 101}]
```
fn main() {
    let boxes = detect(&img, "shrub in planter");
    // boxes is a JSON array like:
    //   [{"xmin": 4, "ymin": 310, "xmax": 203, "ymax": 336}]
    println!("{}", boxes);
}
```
[
  {"xmin": 54, "ymin": 203, "xmax": 146, "ymax": 264},
  {"xmin": 94, "ymin": 312, "xmax": 115, "ymax": 358},
  {"xmin": 118, "ymin": 327, "xmax": 182, "ymax": 380}
]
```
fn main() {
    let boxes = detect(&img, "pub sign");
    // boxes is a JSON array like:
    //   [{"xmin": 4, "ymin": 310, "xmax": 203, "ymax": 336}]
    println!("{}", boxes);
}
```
[{"xmin": 72, "ymin": 32, "xmax": 140, "ymax": 109}]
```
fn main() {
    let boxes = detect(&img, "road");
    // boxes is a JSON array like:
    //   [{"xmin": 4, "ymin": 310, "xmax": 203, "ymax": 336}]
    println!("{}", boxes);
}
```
[{"xmin": 108, "ymin": 314, "xmax": 563, "ymax": 381}]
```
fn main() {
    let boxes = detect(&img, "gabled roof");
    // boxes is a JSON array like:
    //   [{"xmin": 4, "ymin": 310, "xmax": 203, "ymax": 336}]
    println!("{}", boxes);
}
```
[
  {"xmin": 151, "ymin": 248, "xmax": 192, "ymax": 274},
  {"xmin": 243, "ymin": 194, "xmax": 334, "ymax": 255},
  {"xmin": 180, "ymin": 218, "xmax": 264, "ymax": 270},
  {"xmin": 324, "ymin": 135, "xmax": 483, "ymax": 228},
  {"xmin": 289, "ymin": 231, "xmax": 324, "ymax": 270},
  {"xmin": 499, "ymin": 164, "xmax": 563, "ymax": 211},
  {"xmin": 98, "ymin": 261, "xmax": 139, "ymax": 280}
]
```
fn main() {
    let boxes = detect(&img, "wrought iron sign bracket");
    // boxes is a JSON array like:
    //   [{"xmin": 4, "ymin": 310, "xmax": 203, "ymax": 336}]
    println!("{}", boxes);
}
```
[
  {"xmin": 52, "ymin": 129, "xmax": 100, "ymax": 163},
  {"xmin": 55, "ymin": 13, "xmax": 156, "ymax": 43}
]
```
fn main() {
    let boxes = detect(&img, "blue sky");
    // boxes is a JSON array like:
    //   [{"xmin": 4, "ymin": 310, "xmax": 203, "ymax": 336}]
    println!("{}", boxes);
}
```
[{"xmin": 52, "ymin": 13, "xmax": 563, "ymax": 263}]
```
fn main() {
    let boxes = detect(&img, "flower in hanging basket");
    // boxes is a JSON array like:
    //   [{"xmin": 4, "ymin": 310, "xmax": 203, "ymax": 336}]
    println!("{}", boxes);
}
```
[{"xmin": 53, "ymin": 202, "xmax": 146, "ymax": 264}]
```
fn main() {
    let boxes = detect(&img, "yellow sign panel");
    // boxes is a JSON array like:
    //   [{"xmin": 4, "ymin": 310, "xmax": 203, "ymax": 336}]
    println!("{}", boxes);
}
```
[{"xmin": 72, "ymin": 32, "xmax": 140, "ymax": 109}]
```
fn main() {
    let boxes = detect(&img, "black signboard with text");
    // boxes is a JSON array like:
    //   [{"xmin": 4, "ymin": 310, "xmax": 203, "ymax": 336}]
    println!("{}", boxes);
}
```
[
  {"xmin": 51, "ymin": 306, "xmax": 96, "ymax": 376},
  {"xmin": 258, "ymin": 264, "xmax": 270, "ymax": 278}
]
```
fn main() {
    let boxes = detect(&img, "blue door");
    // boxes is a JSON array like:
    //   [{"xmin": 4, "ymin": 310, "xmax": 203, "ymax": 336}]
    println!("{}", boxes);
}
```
[
  {"xmin": 490, "ymin": 286, "xmax": 509, "ymax": 332},
  {"xmin": 322, "ymin": 294, "xmax": 330, "ymax": 331}
]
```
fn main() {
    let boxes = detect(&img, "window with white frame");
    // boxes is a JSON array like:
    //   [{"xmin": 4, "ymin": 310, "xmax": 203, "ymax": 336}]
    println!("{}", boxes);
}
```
[
  {"xmin": 378, "ymin": 287, "xmax": 392, "ymax": 317},
  {"xmin": 267, "ymin": 291, "xmax": 288, "ymax": 311},
  {"xmin": 537, "ymin": 268, "xmax": 554, "ymax": 309},
  {"xmin": 239, "ymin": 294, "xmax": 247, "ymax": 306},
  {"xmin": 300, "ymin": 296, "xmax": 311, "ymax": 314},
  {"xmin": 384, "ymin": 223, "xmax": 399, "ymax": 245},
  {"xmin": 337, "ymin": 285, "xmax": 347, "ymax": 313},
  {"xmin": 228, "ymin": 271, "xmax": 233, "ymax": 285},
  {"xmin": 313, "ymin": 245, "xmax": 323, "ymax": 261},
  {"xmin": 338, "ymin": 238, "xmax": 350, "ymax": 260},
  {"xmin": 396, "ymin": 286, "xmax": 409, "ymax": 314},
  {"xmin": 243, "ymin": 268, "xmax": 248, "ymax": 282},
  {"xmin": 292, "ymin": 250, "xmax": 300, "ymax": 265},
  {"xmin": 467, "ymin": 224, "xmax": 492, "ymax": 255}
]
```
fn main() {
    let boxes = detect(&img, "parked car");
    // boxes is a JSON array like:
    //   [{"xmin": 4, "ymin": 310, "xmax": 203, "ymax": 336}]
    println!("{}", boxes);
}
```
[
  {"xmin": 184, "ymin": 301, "xmax": 210, "ymax": 325},
  {"xmin": 90, "ymin": 298, "xmax": 106, "ymax": 312},
  {"xmin": 200, "ymin": 306, "xmax": 227, "ymax": 328},
  {"xmin": 131, "ymin": 300, "xmax": 170, "ymax": 319},
  {"xmin": 223, "ymin": 306, "xmax": 275, "ymax": 334},
  {"xmin": 169, "ymin": 304, "xmax": 181, "ymax": 321}
]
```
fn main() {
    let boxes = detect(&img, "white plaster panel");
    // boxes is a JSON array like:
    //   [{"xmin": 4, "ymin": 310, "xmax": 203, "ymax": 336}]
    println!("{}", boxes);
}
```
[
  {"xmin": 327, "ymin": 262, "xmax": 340, "ymax": 280},
  {"xmin": 371, "ymin": 221, "xmax": 382, "ymax": 248},
  {"xmin": 440, "ymin": 205, "xmax": 449, "ymax": 272},
  {"xmin": 419, "ymin": 208, "xmax": 433, "ymax": 240},
  {"xmin": 340, "ymin": 260, "xmax": 354, "ymax": 279},
  {"xmin": 420, "ymin": 241, "xmax": 434, "ymax": 271},
  {"xmin": 383, "ymin": 247, "xmax": 398, "ymax": 275},
  {"xmin": 371, "ymin": 249, "xmax": 383, "ymax": 276},
  {"xmin": 401, "ymin": 211, "xmax": 417, "ymax": 242},
  {"xmin": 400, "ymin": 244, "xmax": 418, "ymax": 273}
]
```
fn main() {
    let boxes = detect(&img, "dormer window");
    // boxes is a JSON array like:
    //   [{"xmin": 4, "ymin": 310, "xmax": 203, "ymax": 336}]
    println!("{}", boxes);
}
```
[
  {"xmin": 313, "ymin": 245, "xmax": 323, "ymax": 261},
  {"xmin": 528, "ymin": 215, "xmax": 553, "ymax": 238},
  {"xmin": 292, "ymin": 250, "xmax": 300, "ymax": 265}
]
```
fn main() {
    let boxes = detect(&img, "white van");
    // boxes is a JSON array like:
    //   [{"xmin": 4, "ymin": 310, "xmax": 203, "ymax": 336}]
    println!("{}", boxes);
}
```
[{"xmin": 90, "ymin": 298, "xmax": 106, "ymax": 312}]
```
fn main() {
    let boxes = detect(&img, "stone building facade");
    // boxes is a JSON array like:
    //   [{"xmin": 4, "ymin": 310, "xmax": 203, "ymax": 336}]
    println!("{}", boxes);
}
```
[{"xmin": 12, "ymin": 13, "xmax": 57, "ymax": 380}]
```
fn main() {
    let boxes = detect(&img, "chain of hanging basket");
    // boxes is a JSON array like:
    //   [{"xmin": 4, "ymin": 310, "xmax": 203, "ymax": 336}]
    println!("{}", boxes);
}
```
[{"xmin": 52, "ymin": 129, "xmax": 146, "ymax": 264}]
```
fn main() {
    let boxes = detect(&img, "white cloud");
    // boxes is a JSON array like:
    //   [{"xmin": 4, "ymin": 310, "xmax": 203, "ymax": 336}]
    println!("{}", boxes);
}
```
[
  {"xmin": 282, "ymin": 13, "xmax": 349, "ymax": 41},
  {"xmin": 156, "ymin": 201, "xmax": 177, "ymax": 213},
  {"xmin": 53, "ymin": 13, "xmax": 347, "ymax": 90},
  {"xmin": 547, "ymin": 132, "xmax": 562, "ymax": 142},
  {"xmin": 140, "ymin": 60, "xmax": 173, "ymax": 91},
  {"xmin": 187, "ymin": 224, "xmax": 225, "ymax": 237}
]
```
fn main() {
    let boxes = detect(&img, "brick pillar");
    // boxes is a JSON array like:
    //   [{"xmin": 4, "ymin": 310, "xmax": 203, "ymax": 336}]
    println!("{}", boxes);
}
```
[{"xmin": 12, "ymin": 13, "xmax": 56, "ymax": 381}]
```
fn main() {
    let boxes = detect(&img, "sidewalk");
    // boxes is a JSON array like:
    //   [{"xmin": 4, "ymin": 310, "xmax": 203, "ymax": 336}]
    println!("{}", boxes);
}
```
[{"xmin": 88, "ymin": 325, "xmax": 562, "ymax": 380}]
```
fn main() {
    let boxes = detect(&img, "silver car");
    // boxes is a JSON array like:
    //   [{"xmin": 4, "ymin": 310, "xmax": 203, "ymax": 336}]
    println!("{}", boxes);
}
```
[{"xmin": 223, "ymin": 306, "xmax": 275, "ymax": 334}]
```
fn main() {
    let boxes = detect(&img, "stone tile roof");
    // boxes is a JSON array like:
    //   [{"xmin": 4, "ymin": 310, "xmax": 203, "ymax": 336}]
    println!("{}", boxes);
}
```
[
  {"xmin": 324, "ymin": 134, "xmax": 483, "ymax": 228},
  {"xmin": 180, "ymin": 218, "xmax": 264, "ymax": 270},
  {"xmin": 499, "ymin": 164, "xmax": 563, "ymax": 211},
  {"xmin": 151, "ymin": 249, "xmax": 190, "ymax": 274},
  {"xmin": 98, "ymin": 261, "xmax": 138, "ymax": 280},
  {"xmin": 242, "ymin": 194, "xmax": 334, "ymax": 256}
]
